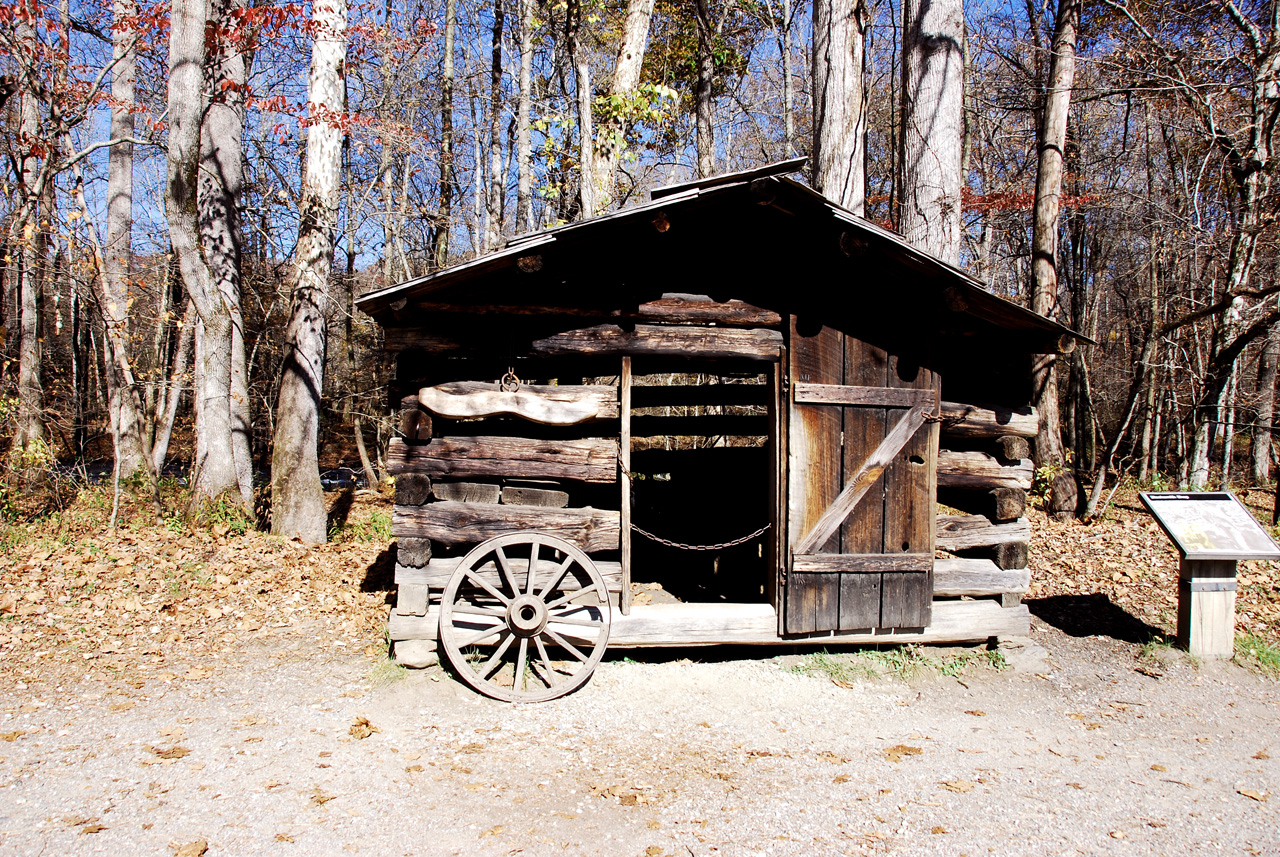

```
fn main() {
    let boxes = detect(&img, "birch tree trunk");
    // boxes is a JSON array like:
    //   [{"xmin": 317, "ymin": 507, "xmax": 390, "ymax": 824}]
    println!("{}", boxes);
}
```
[
  {"xmin": 591, "ymin": 0, "xmax": 657, "ymax": 209},
  {"xmin": 811, "ymin": 0, "xmax": 868, "ymax": 212},
  {"xmin": 898, "ymin": 0, "xmax": 964, "ymax": 263},
  {"xmin": 200, "ymin": 0, "xmax": 254, "ymax": 509},
  {"xmin": 13, "ymin": 15, "xmax": 43, "ymax": 456},
  {"xmin": 165, "ymin": 0, "xmax": 241, "ymax": 503},
  {"xmin": 432, "ymin": 0, "xmax": 456, "ymax": 268},
  {"xmin": 484, "ymin": 0, "xmax": 504, "ymax": 252},
  {"xmin": 567, "ymin": 0, "xmax": 595, "ymax": 218},
  {"xmin": 695, "ymin": 0, "xmax": 715, "ymax": 178},
  {"xmin": 102, "ymin": 0, "xmax": 150, "ymax": 479},
  {"xmin": 516, "ymin": 0, "xmax": 533, "ymax": 232},
  {"xmin": 1028, "ymin": 0, "xmax": 1078, "ymax": 468},
  {"xmin": 1252, "ymin": 324, "xmax": 1278, "ymax": 485},
  {"xmin": 271, "ymin": 0, "xmax": 347, "ymax": 543}
]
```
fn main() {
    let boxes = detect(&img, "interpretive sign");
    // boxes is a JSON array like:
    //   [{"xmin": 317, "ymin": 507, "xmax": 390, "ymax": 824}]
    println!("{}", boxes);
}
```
[{"xmin": 1139, "ymin": 492, "xmax": 1280, "ymax": 561}]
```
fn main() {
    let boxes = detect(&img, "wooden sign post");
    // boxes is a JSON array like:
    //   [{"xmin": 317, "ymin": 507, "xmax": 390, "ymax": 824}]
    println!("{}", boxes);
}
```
[{"xmin": 1140, "ymin": 492, "xmax": 1280, "ymax": 659}]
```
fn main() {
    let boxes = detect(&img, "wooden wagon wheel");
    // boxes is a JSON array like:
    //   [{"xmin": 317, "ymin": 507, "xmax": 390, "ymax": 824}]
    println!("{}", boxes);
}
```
[{"xmin": 438, "ymin": 532, "xmax": 612, "ymax": 703}]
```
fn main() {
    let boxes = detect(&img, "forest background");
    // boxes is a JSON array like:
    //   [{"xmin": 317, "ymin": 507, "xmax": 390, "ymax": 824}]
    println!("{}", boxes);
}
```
[{"xmin": 0, "ymin": 0, "xmax": 1278, "ymax": 540}]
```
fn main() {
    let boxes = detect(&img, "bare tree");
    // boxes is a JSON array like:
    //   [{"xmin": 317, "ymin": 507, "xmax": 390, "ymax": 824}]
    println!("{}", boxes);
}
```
[
  {"xmin": 567, "ymin": 0, "xmax": 596, "ymax": 217},
  {"xmin": 272, "ymin": 0, "xmax": 348, "ymax": 542},
  {"xmin": 898, "ymin": 0, "xmax": 964, "ymax": 263},
  {"xmin": 812, "ymin": 0, "xmax": 868, "ymax": 212},
  {"xmin": 695, "ymin": 0, "xmax": 715, "ymax": 178}
]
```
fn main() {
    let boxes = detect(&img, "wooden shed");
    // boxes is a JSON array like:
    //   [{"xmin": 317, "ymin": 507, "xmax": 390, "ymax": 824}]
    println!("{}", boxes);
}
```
[{"xmin": 355, "ymin": 159, "xmax": 1077, "ymax": 701}]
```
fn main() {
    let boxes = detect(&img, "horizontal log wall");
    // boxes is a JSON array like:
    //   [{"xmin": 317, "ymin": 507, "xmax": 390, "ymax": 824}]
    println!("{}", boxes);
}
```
[
  {"xmin": 387, "ymin": 436, "xmax": 619, "ymax": 483},
  {"xmin": 396, "ymin": 558, "xmax": 623, "ymax": 592},
  {"xmin": 393, "ymin": 500, "xmax": 621, "ymax": 553},
  {"xmin": 384, "ymin": 323, "xmax": 784, "ymax": 360}
]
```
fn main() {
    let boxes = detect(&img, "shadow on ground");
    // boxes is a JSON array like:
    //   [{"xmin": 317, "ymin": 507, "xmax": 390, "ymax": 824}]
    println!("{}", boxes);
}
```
[
  {"xmin": 362, "ymin": 547, "xmax": 396, "ymax": 597},
  {"xmin": 1027, "ymin": 592, "xmax": 1168, "ymax": 645}
]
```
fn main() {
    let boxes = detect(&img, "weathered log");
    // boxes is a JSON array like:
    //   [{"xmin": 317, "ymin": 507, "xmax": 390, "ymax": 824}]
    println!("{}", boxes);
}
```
[
  {"xmin": 418, "ymin": 382, "xmax": 618, "ymax": 424},
  {"xmin": 395, "ymin": 557, "xmax": 622, "ymax": 591},
  {"xmin": 399, "ymin": 395, "xmax": 432, "ymax": 441},
  {"xmin": 386, "ymin": 436, "xmax": 618, "ymax": 483},
  {"xmin": 393, "ymin": 500, "xmax": 621, "ymax": 552},
  {"xmin": 939, "ymin": 402, "xmax": 1038, "ymax": 438},
  {"xmin": 394, "ymin": 582, "xmax": 430, "ymax": 617},
  {"xmin": 933, "ymin": 557, "xmax": 1030, "ymax": 597},
  {"xmin": 387, "ymin": 598, "xmax": 1031, "ymax": 645},
  {"xmin": 992, "ymin": 541, "xmax": 1030, "ymax": 571},
  {"xmin": 791, "ymin": 554, "xmax": 932, "ymax": 573},
  {"xmin": 396, "ymin": 537, "xmax": 432, "ymax": 568},
  {"xmin": 995, "ymin": 435, "xmax": 1031, "ymax": 462},
  {"xmin": 501, "ymin": 485, "xmax": 569, "ymax": 507},
  {"xmin": 383, "ymin": 323, "xmax": 784, "ymax": 361},
  {"xmin": 407, "ymin": 296, "xmax": 783, "ymax": 327},
  {"xmin": 430, "ymin": 481, "xmax": 501, "ymax": 504},
  {"xmin": 793, "ymin": 383, "xmax": 936, "ymax": 409},
  {"xmin": 937, "ymin": 487, "xmax": 1027, "ymax": 522},
  {"xmin": 630, "ymin": 384, "xmax": 769, "ymax": 409},
  {"xmin": 394, "ymin": 473, "xmax": 433, "ymax": 506},
  {"xmin": 630, "ymin": 414, "xmax": 770, "ymax": 438},
  {"xmin": 1048, "ymin": 471, "xmax": 1079, "ymax": 520},
  {"xmin": 936, "ymin": 514, "xmax": 1031, "ymax": 550},
  {"xmin": 937, "ymin": 450, "xmax": 1033, "ymax": 490}
]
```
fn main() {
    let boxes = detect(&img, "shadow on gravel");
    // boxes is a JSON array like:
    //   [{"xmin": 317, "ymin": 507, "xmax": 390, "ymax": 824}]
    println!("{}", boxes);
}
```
[{"xmin": 1027, "ymin": 593, "xmax": 1168, "ymax": 645}]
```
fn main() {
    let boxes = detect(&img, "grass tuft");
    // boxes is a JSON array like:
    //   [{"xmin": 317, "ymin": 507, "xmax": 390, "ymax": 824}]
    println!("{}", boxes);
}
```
[{"xmin": 1236, "ymin": 633, "xmax": 1280, "ymax": 678}]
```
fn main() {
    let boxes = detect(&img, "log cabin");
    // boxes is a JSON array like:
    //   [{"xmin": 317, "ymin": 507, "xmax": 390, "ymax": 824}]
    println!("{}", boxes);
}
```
[{"xmin": 355, "ymin": 158, "xmax": 1081, "ymax": 701}]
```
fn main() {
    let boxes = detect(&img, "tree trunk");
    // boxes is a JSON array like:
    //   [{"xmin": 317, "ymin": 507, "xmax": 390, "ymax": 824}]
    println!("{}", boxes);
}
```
[
  {"xmin": 695, "ymin": 0, "xmax": 715, "ymax": 178},
  {"xmin": 898, "ymin": 0, "xmax": 964, "ymax": 263},
  {"xmin": 484, "ymin": 0, "xmax": 504, "ymax": 252},
  {"xmin": 433, "ymin": 0, "xmax": 456, "ymax": 268},
  {"xmin": 166, "ymin": 0, "xmax": 242, "ymax": 504},
  {"xmin": 811, "ymin": 0, "xmax": 868, "ymax": 212},
  {"xmin": 1252, "ymin": 324, "xmax": 1278, "ymax": 485},
  {"xmin": 591, "ymin": 0, "xmax": 657, "ymax": 209},
  {"xmin": 1027, "ymin": 0, "xmax": 1078, "ymax": 468},
  {"xmin": 567, "ymin": 0, "xmax": 595, "ymax": 217},
  {"xmin": 200, "ymin": 0, "xmax": 254, "ymax": 509},
  {"xmin": 271, "ymin": 0, "xmax": 347, "ymax": 543},
  {"xmin": 14, "ymin": 15, "xmax": 43, "ymax": 456},
  {"xmin": 516, "ymin": 0, "xmax": 533, "ymax": 232}
]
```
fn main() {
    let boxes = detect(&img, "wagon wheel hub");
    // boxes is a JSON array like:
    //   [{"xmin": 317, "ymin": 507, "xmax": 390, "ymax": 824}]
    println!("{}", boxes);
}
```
[{"xmin": 506, "ymin": 594, "xmax": 549, "ymax": 637}]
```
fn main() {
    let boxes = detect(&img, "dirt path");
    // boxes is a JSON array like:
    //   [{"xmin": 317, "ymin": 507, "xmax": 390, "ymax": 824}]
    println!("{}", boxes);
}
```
[{"xmin": 2, "ymin": 615, "xmax": 1277, "ymax": 857}]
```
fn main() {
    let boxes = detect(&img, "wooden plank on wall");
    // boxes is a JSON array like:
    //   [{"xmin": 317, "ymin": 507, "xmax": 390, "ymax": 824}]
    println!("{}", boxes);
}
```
[
  {"xmin": 840, "ymin": 336, "xmax": 888, "ymax": 631},
  {"xmin": 794, "ymin": 383, "xmax": 935, "ymax": 408},
  {"xmin": 939, "ymin": 402, "xmax": 1038, "ymax": 438},
  {"xmin": 396, "ymin": 558, "xmax": 624, "ymax": 592},
  {"xmin": 786, "ymin": 319, "xmax": 845, "ymax": 635},
  {"xmin": 386, "ymin": 436, "xmax": 619, "ymax": 483},
  {"xmin": 393, "ymin": 501, "xmax": 621, "ymax": 552},
  {"xmin": 384, "ymin": 323, "xmax": 784, "ymax": 360},
  {"xmin": 621, "ymin": 357, "xmax": 633, "ymax": 616},
  {"xmin": 880, "ymin": 353, "xmax": 938, "ymax": 630},
  {"xmin": 793, "ymin": 553, "xmax": 933, "ymax": 573},
  {"xmin": 935, "ymin": 515, "xmax": 1031, "ymax": 550},
  {"xmin": 418, "ymin": 382, "xmax": 619, "ymax": 423},
  {"xmin": 630, "ymin": 384, "xmax": 770, "ymax": 409},
  {"xmin": 937, "ymin": 450, "xmax": 1033, "ymax": 490},
  {"xmin": 933, "ymin": 558, "xmax": 1029, "ymax": 597}
]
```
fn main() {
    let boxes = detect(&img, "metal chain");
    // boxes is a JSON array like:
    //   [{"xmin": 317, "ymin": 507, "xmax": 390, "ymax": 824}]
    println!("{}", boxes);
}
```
[
  {"xmin": 630, "ymin": 522, "xmax": 771, "ymax": 551},
  {"xmin": 500, "ymin": 367, "xmax": 521, "ymax": 393}
]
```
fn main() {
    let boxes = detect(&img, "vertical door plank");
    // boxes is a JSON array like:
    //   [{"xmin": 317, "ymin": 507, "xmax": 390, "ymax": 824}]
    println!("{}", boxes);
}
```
[
  {"xmin": 769, "ymin": 358, "xmax": 785, "ymax": 633},
  {"xmin": 786, "ymin": 318, "xmax": 844, "ymax": 634},
  {"xmin": 840, "ymin": 336, "xmax": 889, "ymax": 630},
  {"xmin": 880, "ymin": 353, "xmax": 937, "ymax": 629},
  {"xmin": 620, "ymin": 357, "xmax": 632, "ymax": 616}
]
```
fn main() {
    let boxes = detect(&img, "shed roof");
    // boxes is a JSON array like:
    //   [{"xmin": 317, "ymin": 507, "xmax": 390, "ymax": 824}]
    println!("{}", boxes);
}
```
[{"xmin": 355, "ymin": 160, "xmax": 1081, "ymax": 349}]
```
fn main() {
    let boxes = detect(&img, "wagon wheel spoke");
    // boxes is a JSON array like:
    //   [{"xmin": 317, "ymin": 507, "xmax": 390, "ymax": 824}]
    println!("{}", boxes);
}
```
[
  {"xmin": 545, "ymin": 586, "xmax": 604, "ymax": 612},
  {"xmin": 525, "ymin": 537, "xmax": 541, "ymax": 595},
  {"xmin": 456, "ymin": 623, "xmax": 505, "ymax": 649},
  {"xmin": 462, "ymin": 567, "xmax": 512, "ymax": 606},
  {"xmin": 533, "ymin": 636, "xmax": 558, "ymax": 685},
  {"xmin": 542, "ymin": 627, "xmax": 591, "ymax": 664},
  {"xmin": 449, "ymin": 604, "xmax": 506, "ymax": 618},
  {"xmin": 493, "ymin": 547, "xmax": 521, "ymax": 598},
  {"xmin": 538, "ymin": 555, "xmax": 577, "ymax": 600},
  {"xmin": 478, "ymin": 632, "xmax": 515, "ymax": 680},
  {"xmin": 514, "ymin": 637, "xmax": 530, "ymax": 693}
]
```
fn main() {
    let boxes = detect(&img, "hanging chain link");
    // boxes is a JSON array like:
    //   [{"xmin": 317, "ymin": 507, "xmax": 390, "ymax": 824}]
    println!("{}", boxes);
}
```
[
  {"xmin": 500, "ymin": 367, "xmax": 521, "ymax": 393},
  {"xmin": 630, "ymin": 522, "xmax": 771, "ymax": 551}
]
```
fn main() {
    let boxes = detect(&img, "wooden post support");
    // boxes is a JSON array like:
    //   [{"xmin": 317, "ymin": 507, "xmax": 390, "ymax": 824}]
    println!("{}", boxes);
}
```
[{"xmin": 1176, "ymin": 558, "xmax": 1237, "ymax": 659}]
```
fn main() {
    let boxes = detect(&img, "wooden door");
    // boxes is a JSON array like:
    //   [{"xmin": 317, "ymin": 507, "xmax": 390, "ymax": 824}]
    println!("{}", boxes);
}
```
[{"xmin": 784, "ymin": 319, "xmax": 938, "ymax": 635}]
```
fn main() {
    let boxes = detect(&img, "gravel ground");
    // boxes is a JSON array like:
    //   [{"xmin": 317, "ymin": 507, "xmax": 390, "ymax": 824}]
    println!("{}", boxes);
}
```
[{"xmin": 1, "ymin": 614, "xmax": 1278, "ymax": 857}]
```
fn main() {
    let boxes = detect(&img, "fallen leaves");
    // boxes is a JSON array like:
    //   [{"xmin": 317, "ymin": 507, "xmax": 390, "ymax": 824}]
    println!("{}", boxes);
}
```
[
  {"xmin": 0, "ymin": 730, "xmax": 26, "ymax": 742},
  {"xmin": 147, "ymin": 745, "xmax": 191, "ymax": 760},
  {"xmin": 349, "ymin": 717, "xmax": 379, "ymax": 739},
  {"xmin": 173, "ymin": 841, "xmax": 208, "ymax": 857},
  {"xmin": 939, "ymin": 780, "xmax": 975, "ymax": 793},
  {"xmin": 1238, "ymin": 788, "xmax": 1268, "ymax": 802},
  {"xmin": 883, "ymin": 745, "xmax": 922, "ymax": 763},
  {"xmin": 310, "ymin": 788, "xmax": 338, "ymax": 806},
  {"xmin": 964, "ymin": 710, "xmax": 986, "ymax": 717}
]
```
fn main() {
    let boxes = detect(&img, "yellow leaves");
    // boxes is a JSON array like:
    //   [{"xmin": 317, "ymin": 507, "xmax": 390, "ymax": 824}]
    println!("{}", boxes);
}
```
[
  {"xmin": 348, "ymin": 716, "xmax": 379, "ymax": 739},
  {"xmin": 147, "ymin": 745, "xmax": 191, "ymax": 760},
  {"xmin": 174, "ymin": 840, "xmax": 208, "ymax": 857},
  {"xmin": 883, "ymin": 745, "xmax": 922, "ymax": 763},
  {"xmin": 1238, "ymin": 788, "xmax": 1268, "ymax": 802},
  {"xmin": 939, "ymin": 779, "xmax": 975, "ymax": 793},
  {"xmin": 0, "ymin": 730, "xmax": 26, "ymax": 742},
  {"xmin": 310, "ymin": 788, "xmax": 337, "ymax": 806},
  {"xmin": 964, "ymin": 709, "xmax": 986, "ymax": 717}
]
